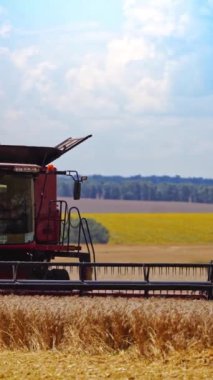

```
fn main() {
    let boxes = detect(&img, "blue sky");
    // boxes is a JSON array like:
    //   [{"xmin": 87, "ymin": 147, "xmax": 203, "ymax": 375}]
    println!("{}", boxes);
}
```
[
  {"xmin": 1, "ymin": 0, "xmax": 213, "ymax": 177},
  {"xmin": 3, "ymin": 0, "xmax": 123, "ymax": 30}
]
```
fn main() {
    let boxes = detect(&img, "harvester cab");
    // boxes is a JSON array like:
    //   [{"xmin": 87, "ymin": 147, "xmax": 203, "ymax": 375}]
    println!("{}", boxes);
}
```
[{"xmin": 0, "ymin": 135, "xmax": 94, "ymax": 280}]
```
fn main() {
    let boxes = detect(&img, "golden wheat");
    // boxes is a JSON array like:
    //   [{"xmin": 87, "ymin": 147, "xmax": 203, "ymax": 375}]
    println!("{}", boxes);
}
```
[
  {"xmin": 0, "ymin": 295, "xmax": 212, "ymax": 379},
  {"xmin": 0, "ymin": 295, "xmax": 212, "ymax": 358}
]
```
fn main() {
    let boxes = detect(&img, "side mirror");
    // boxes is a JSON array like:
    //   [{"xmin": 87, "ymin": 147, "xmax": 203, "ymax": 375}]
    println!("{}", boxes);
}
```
[{"xmin": 73, "ymin": 181, "xmax": 81, "ymax": 200}]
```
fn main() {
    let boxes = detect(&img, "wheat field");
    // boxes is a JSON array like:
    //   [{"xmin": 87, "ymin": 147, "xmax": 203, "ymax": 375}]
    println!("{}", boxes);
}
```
[
  {"xmin": 0, "ymin": 295, "xmax": 212, "ymax": 379},
  {"xmin": 0, "ymin": 212, "xmax": 213, "ymax": 378}
]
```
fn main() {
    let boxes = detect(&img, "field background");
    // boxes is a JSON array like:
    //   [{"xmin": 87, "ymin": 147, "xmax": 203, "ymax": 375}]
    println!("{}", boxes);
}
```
[
  {"xmin": 65, "ymin": 198, "xmax": 213, "ymax": 263},
  {"xmin": 66, "ymin": 197, "xmax": 213, "ymax": 213},
  {"xmin": 92, "ymin": 243, "xmax": 213, "ymax": 264}
]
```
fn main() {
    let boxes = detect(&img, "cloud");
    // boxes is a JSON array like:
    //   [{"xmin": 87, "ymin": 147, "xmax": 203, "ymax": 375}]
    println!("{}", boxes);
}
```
[
  {"xmin": 123, "ymin": 0, "xmax": 191, "ymax": 37},
  {"xmin": 22, "ymin": 61, "xmax": 57, "ymax": 95},
  {"xmin": 59, "ymin": 0, "xmax": 213, "ymax": 118},
  {"xmin": 1, "ymin": 1, "xmax": 213, "ymax": 176},
  {"xmin": 0, "ymin": 22, "xmax": 12, "ymax": 37},
  {"xmin": 10, "ymin": 46, "xmax": 39, "ymax": 69},
  {"xmin": 1, "ymin": 1, "xmax": 213, "ymax": 119}
]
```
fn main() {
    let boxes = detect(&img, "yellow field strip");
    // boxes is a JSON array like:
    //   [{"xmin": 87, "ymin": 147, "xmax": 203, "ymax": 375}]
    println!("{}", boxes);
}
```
[{"xmin": 83, "ymin": 213, "xmax": 213, "ymax": 244}]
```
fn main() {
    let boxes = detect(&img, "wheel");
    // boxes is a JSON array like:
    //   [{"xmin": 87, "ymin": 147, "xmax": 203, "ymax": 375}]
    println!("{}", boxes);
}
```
[
  {"xmin": 45, "ymin": 268, "xmax": 70, "ymax": 280},
  {"xmin": 79, "ymin": 266, "xmax": 93, "ymax": 281}
]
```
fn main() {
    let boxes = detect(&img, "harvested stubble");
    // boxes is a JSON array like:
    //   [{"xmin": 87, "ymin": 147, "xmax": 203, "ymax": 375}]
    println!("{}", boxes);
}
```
[
  {"xmin": 0, "ymin": 295, "xmax": 212, "ymax": 358},
  {"xmin": 0, "ymin": 349, "xmax": 212, "ymax": 380}
]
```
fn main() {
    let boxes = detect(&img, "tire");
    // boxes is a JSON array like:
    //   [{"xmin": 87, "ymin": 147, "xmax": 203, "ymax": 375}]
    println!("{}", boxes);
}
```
[
  {"xmin": 79, "ymin": 266, "xmax": 93, "ymax": 281},
  {"xmin": 45, "ymin": 268, "xmax": 70, "ymax": 280}
]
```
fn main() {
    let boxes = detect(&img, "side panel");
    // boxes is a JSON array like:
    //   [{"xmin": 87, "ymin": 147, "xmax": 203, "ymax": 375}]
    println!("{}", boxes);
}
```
[{"xmin": 35, "ymin": 172, "xmax": 60, "ymax": 243}]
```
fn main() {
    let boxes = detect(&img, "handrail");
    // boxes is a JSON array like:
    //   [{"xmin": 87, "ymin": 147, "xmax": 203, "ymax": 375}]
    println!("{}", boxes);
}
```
[{"xmin": 67, "ymin": 207, "xmax": 96, "ymax": 266}]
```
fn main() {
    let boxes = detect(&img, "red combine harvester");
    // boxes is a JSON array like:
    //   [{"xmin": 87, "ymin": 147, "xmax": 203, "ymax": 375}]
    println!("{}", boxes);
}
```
[
  {"xmin": 0, "ymin": 136, "xmax": 212, "ymax": 298},
  {"xmin": 0, "ymin": 135, "xmax": 94, "ymax": 282}
]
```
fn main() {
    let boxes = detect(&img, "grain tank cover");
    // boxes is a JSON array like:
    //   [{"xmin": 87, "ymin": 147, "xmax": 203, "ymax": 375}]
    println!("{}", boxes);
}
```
[{"xmin": 0, "ymin": 135, "xmax": 92, "ymax": 166}]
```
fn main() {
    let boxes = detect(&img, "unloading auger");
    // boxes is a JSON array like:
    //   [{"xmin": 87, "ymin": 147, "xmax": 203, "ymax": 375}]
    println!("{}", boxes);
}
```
[{"xmin": 0, "ymin": 136, "xmax": 212, "ymax": 298}]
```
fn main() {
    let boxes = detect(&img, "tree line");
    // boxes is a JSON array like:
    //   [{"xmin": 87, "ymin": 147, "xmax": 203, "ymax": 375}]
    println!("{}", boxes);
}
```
[{"xmin": 58, "ymin": 175, "xmax": 213, "ymax": 204}]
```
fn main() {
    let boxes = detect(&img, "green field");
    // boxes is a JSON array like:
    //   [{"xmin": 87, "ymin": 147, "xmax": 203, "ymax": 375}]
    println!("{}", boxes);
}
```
[{"xmin": 83, "ymin": 213, "xmax": 213, "ymax": 244}]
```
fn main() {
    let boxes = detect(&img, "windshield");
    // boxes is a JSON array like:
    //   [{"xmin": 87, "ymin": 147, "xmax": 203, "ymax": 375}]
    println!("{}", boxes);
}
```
[{"xmin": 0, "ymin": 174, "xmax": 34, "ymax": 244}]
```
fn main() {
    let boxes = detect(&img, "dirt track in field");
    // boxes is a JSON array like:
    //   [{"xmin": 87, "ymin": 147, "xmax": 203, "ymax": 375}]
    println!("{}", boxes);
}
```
[
  {"xmin": 93, "ymin": 244, "xmax": 213, "ymax": 263},
  {"xmin": 59, "ymin": 244, "xmax": 213, "ymax": 263},
  {"xmin": 61, "ymin": 198, "xmax": 213, "ymax": 213}
]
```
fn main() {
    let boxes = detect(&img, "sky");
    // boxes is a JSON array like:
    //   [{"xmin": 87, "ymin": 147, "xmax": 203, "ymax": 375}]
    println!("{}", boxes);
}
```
[{"xmin": 0, "ymin": 0, "xmax": 213, "ymax": 178}]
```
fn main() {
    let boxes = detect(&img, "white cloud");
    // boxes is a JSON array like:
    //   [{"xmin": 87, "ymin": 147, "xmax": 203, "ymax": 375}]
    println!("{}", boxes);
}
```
[
  {"xmin": 22, "ymin": 61, "xmax": 57, "ymax": 94},
  {"xmin": 62, "ymin": 31, "xmax": 168, "ymax": 115},
  {"xmin": 1, "ymin": 1, "xmax": 212, "ymax": 119},
  {"xmin": 0, "ymin": 22, "xmax": 12, "ymax": 37},
  {"xmin": 59, "ymin": 0, "xmax": 209, "ymax": 118},
  {"xmin": 2, "ymin": 1, "xmax": 197, "ymax": 119},
  {"xmin": 1, "ymin": 1, "xmax": 213, "ymax": 176},
  {"xmin": 5, "ymin": 46, "xmax": 56, "ymax": 96},
  {"xmin": 123, "ymin": 0, "xmax": 192, "ymax": 37},
  {"xmin": 10, "ymin": 46, "xmax": 39, "ymax": 69},
  {"xmin": 4, "ymin": 108, "xmax": 24, "ymax": 122},
  {"xmin": 126, "ymin": 75, "xmax": 169, "ymax": 112},
  {"xmin": 66, "ymin": 57, "xmax": 105, "ymax": 91},
  {"xmin": 107, "ymin": 36, "xmax": 155, "ymax": 68}
]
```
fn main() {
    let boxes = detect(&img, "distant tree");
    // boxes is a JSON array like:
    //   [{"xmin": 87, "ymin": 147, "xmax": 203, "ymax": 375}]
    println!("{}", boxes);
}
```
[{"xmin": 67, "ymin": 218, "xmax": 110, "ymax": 244}]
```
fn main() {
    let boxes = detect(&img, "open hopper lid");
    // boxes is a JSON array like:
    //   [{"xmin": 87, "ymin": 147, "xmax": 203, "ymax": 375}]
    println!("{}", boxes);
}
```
[{"xmin": 0, "ymin": 135, "xmax": 92, "ymax": 166}]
